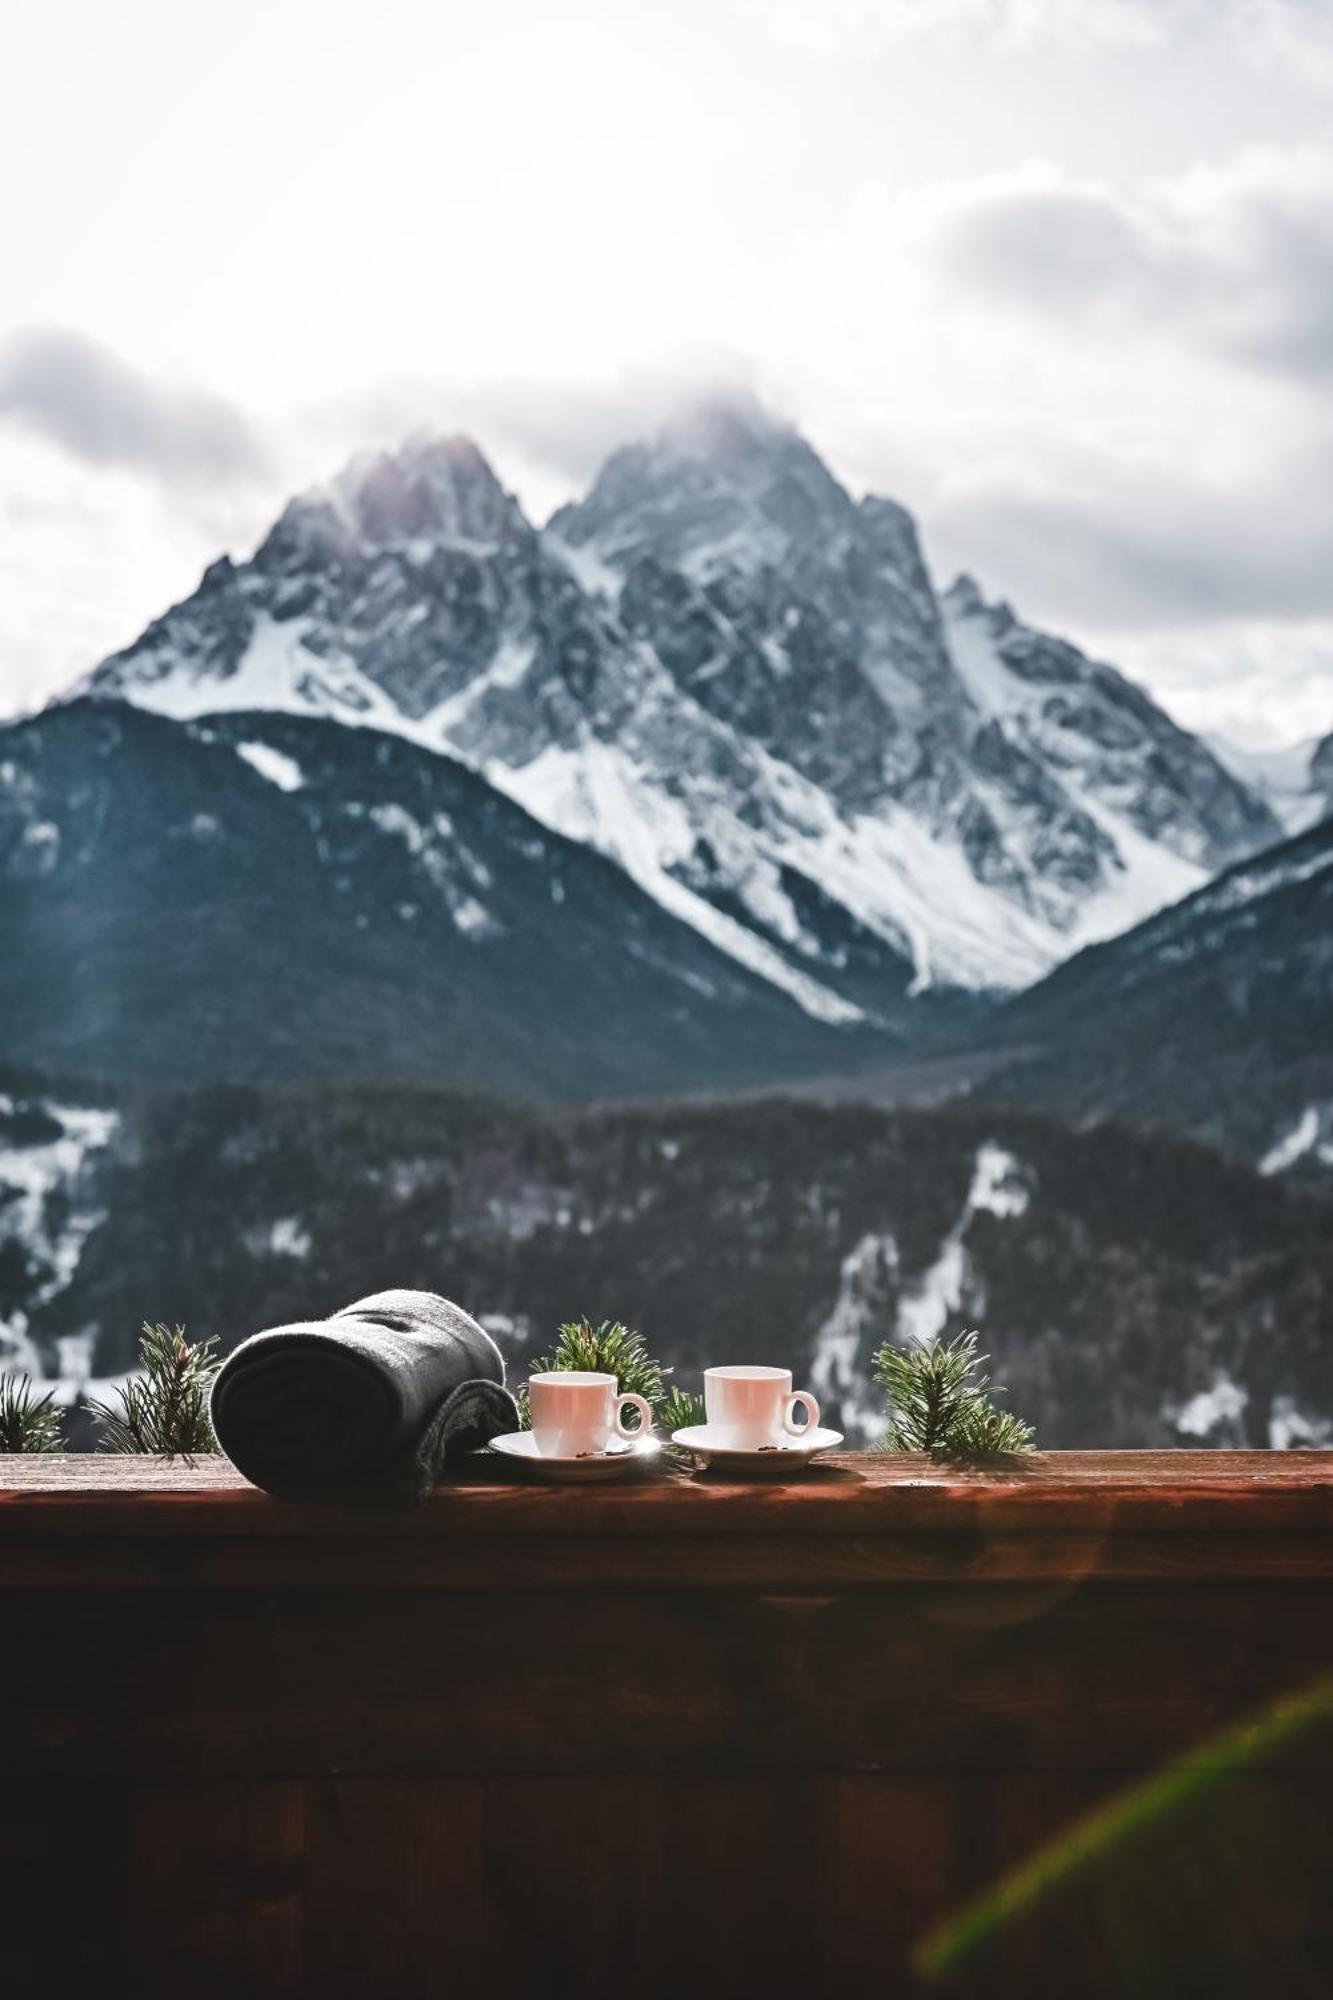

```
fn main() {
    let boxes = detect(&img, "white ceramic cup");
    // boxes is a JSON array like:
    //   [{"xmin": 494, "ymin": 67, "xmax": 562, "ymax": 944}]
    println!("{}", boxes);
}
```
[
  {"xmin": 527, "ymin": 1370, "xmax": 654, "ymax": 1458},
  {"xmin": 703, "ymin": 1366, "xmax": 820, "ymax": 1449}
]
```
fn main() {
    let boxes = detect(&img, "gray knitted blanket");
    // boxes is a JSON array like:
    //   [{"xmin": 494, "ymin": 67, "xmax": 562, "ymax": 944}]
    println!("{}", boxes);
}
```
[{"xmin": 210, "ymin": 1289, "xmax": 517, "ymax": 1506}]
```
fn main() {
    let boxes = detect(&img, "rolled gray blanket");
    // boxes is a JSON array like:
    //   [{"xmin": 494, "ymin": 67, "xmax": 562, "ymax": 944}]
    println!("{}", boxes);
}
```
[{"xmin": 210, "ymin": 1289, "xmax": 517, "ymax": 1506}]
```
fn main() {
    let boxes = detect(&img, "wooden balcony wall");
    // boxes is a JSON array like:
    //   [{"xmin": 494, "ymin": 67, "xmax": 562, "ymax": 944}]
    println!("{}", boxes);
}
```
[{"xmin": 3, "ymin": 1451, "xmax": 1332, "ymax": 1997}]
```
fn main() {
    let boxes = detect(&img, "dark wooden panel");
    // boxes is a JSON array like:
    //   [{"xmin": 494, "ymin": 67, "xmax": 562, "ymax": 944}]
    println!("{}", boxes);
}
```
[
  {"xmin": 301, "ymin": 1781, "xmax": 491, "ymax": 1999},
  {"xmin": 5, "ymin": 1457, "xmax": 1332, "ymax": 1995},
  {"xmin": 6, "ymin": 1581, "xmax": 1332, "ymax": 1781},
  {"xmin": 9, "ymin": 1526, "xmax": 1333, "ymax": 1591},
  {"xmin": 123, "ymin": 1782, "xmax": 306, "ymax": 2000},
  {"xmin": 0, "ymin": 1779, "xmax": 128, "ymax": 1980}
]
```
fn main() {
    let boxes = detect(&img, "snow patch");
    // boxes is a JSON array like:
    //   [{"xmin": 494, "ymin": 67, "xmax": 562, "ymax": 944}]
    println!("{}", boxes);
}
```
[
  {"xmin": 357, "ymin": 802, "xmax": 503, "ymax": 937},
  {"xmin": 269, "ymin": 1216, "xmax": 311, "ymax": 1258},
  {"xmin": 1269, "ymin": 1396, "xmax": 1333, "ymax": 1450},
  {"xmin": 429, "ymin": 640, "xmax": 535, "ymax": 731},
  {"xmin": 452, "ymin": 895, "xmax": 500, "ymax": 937},
  {"xmin": 236, "ymin": 740, "xmax": 304, "ymax": 791},
  {"xmin": 1174, "ymin": 1373, "xmax": 1249, "ymax": 1439},
  {"xmin": 493, "ymin": 741, "xmax": 868, "ymax": 1024},
  {"xmin": 1260, "ymin": 1108, "xmax": 1320, "ymax": 1176},
  {"xmin": 895, "ymin": 1144, "xmax": 1031, "ymax": 1348},
  {"xmin": 811, "ymin": 1231, "xmax": 900, "ymax": 1443},
  {"xmin": 1204, "ymin": 842, "xmax": 1333, "ymax": 917},
  {"xmin": 547, "ymin": 534, "xmax": 624, "ymax": 600},
  {"xmin": 115, "ymin": 612, "xmax": 460, "ymax": 759},
  {"xmin": 0, "ymin": 1103, "xmax": 118, "ymax": 1361}
]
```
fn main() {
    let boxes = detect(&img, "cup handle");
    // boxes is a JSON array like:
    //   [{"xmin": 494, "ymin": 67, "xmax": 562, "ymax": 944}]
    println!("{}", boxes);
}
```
[
  {"xmin": 783, "ymin": 1390, "xmax": 820, "ymax": 1437},
  {"xmin": 614, "ymin": 1392, "xmax": 654, "ymax": 1439}
]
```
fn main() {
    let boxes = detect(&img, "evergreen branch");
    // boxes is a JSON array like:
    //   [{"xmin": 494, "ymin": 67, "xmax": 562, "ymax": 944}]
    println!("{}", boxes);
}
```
[
  {"xmin": 87, "ymin": 1323, "xmax": 220, "ymax": 1458},
  {"xmin": 517, "ymin": 1317, "xmax": 689, "ymax": 1438},
  {"xmin": 519, "ymin": 1316, "xmax": 667, "ymax": 1431},
  {"xmin": 873, "ymin": 1330, "xmax": 1034, "ymax": 1461},
  {"xmin": 655, "ymin": 1385, "xmax": 706, "ymax": 1435},
  {"xmin": 0, "ymin": 1372, "xmax": 64, "ymax": 1453},
  {"xmin": 656, "ymin": 1384, "xmax": 707, "ymax": 1462}
]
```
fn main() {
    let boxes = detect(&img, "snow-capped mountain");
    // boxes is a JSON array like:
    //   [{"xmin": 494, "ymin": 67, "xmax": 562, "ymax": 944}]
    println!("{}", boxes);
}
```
[
  {"xmin": 987, "ymin": 814, "xmax": 1333, "ymax": 1178},
  {"xmin": 82, "ymin": 400, "xmax": 1279, "ymax": 1028}
]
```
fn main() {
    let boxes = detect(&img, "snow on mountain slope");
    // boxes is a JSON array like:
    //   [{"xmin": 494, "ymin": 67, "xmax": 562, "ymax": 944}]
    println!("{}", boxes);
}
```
[
  {"xmin": 991, "ymin": 814, "xmax": 1333, "ymax": 1177},
  {"xmin": 942, "ymin": 578, "xmax": 1214, "ymax": 948},
  {"xmin": 3, "ymin": 698, "xmax": 888, "ymax": 1094},
  {"xmin": 1259, "ymin": 1105, "xmax": 1333, "ymax": 1177},
  {"xmin": 0, "ymin": 1093, "xmax": 117, "ymax": 1373},
  {"xmin": 81, "ymin": 403, "xmax": 1281, "ymax": 1023}
]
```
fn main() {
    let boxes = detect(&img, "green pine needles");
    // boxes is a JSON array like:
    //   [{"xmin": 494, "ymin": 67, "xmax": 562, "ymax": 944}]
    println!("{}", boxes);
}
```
[
  {"xmin": 0, "ymin": 1372, "xmax": 64, "ymax": 1453},
  {"xmin": 873, "ymin": 1330, "xmax": 1035, "ymax": 1460},
  {"xmin": 654, "ymin": 1384, "xmax": 707, "ymax": 1436},
  {"xmin": 87, "ymin": 1323, "xmax": 220, "ymax": 1458},
  {"xmin": 517, "ymin": 1317, "xmax": 705, "ymax": 1441},
  {"xmin": 519, "ymin": 1317, "xmax": 664, "ymax": 1429}
]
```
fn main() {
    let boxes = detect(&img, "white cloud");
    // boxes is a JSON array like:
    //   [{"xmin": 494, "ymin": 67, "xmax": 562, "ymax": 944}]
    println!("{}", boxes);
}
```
[
  {"xmin": 1118, "ymin": 620, "xmax": 1333, "ymax": 748},
  {"xmin": 2, "ymin": 1, "xmax": 1332, "ymax": 746},
  {"xmin": 920, "ymin": 147, "xmax": 1333, "ymax": 384},
  {"xmin": 0, "ymin": 326, "xmax": 270, "ymax": 492},
  {"xmin": 0, "ymin": 435, "xmax": 231, "ymax": 718}
]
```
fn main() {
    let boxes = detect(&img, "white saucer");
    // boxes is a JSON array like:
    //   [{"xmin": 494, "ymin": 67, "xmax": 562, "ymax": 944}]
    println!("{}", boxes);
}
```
[
  {"xmin": 488, "ymin": 1430, "xmax": 663, "ymax": 1481},
  {"xmin": 670, "ymin": 1424, "xmax": 844, "ymax": 1473}
]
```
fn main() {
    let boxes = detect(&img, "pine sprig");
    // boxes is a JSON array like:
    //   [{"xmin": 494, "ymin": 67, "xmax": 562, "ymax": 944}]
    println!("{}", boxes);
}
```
[
  {"xmin": 873, "ymin": 1330, "xmax": 1034, "ymax": 1460},
  {"xmin": 518, "ymin": 1317, "xmax": 666, "ymax": 1430},
  {"xmin": 655, "ymin": 1385, "xmax": 706, "ymax": 1435},
  {"xmin": 87, "ymin": 1323, "xmax": 221, "ymax": 1458},
  {"xmin": 0, "ymin": 1372, "xmax": 64, "ymax": 1453},
  {"xmin": 655, "ymin": 1384, "xmax": 708, "ymax": 1463}
]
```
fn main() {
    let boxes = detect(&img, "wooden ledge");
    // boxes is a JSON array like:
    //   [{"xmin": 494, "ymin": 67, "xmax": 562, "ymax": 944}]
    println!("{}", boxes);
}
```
[{"xmin": 2, "ymin": 1452, "xmax": 1332, "ymax": 1588}]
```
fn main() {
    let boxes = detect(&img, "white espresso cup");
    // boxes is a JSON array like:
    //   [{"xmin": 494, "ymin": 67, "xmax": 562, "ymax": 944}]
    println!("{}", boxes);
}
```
[
  {"xmin": 527, "ymin": 1370, "xmax": 654, "ymax": 1458},
  {"xmin": 704, "ymin": 1366, "xmax": 820, "ymax": 1448}
]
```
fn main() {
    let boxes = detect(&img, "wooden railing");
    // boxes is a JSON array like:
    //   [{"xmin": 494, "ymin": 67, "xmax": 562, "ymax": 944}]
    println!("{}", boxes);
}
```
[{"xmin": 3, "ymin": 1451, "xmax": 1332, "ymax": 1997}]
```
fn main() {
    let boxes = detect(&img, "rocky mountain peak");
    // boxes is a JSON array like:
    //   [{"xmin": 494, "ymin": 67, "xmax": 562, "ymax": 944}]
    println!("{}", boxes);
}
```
[
  {"xmin": 943, "ymin": 574, "xmax": 986, "ymax": 618},
  {"xmin": 72, "ymin": 402, "xmax": 1287, "ymax": 1018},
  {"xmin": 550, "ymin": 391, "xmax": 854, "ymax": 580},
  {"xmin": 329, "ymin": 433, "xmax": 527, "ymax": 552},
  {"xmin": 253, "ymin": 434, "xmax": 529, "ymax": 576},
  {"xmin": 943, "ymin": 573, "xmax": 1018, "ymax": 632}
]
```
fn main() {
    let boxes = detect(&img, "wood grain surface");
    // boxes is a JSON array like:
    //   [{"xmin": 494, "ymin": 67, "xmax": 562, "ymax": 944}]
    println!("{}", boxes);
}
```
[{"xmin": 3, "ymin": 1452, "xmax": 1330, "ymax": 1995}]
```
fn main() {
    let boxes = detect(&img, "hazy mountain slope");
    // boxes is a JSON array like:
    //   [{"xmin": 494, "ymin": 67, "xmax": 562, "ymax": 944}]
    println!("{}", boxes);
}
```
[
  {"xmin": 81, "ymin": 403, "xmax": 1279, "ymax": 1022},
  {"xmin": 1207, "ymin": 729, "xmax": 1332, "ymax": 836},
  {"xmin": 984, "ymin": 815, "xmax": 1333, "ymax": 1176},
  {"xmin": 0, "ymin": 698, "xmax": 891, "ymax": 1094},
  {"xmin": 4, "ymin": 1073, "xmax": 1331, "ymax": 1451}
]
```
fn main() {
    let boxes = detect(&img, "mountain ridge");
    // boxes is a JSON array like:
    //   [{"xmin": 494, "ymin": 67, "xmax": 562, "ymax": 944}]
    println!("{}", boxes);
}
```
[
  {"xmin": 978, "ymin": 808, "xmax": 1333, "ymax": 1178},
  {"xmin": 77, "ymin": 401, "xmax": 1280, "ymax": 1025},
  {"xmin": 0, "ymin": 696, "xmax": 892, "ymax": 1093}
]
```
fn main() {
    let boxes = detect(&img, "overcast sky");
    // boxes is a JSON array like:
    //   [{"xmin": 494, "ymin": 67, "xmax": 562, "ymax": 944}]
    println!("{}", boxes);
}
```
[{"xmin": 3, "ymin": 0, "xmax": 1333, "ymax": 745}]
